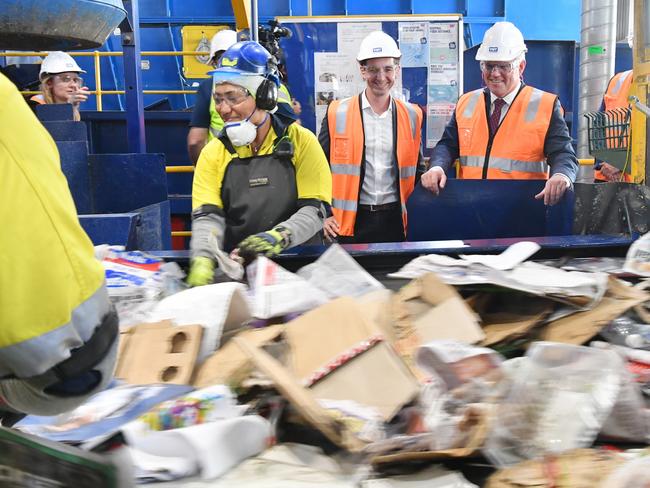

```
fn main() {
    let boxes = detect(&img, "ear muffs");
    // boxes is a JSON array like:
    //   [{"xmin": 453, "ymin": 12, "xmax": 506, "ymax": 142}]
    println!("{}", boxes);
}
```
[{"xmin": 255, "ymin": 58, "xmax": 279, "ymax": 111}]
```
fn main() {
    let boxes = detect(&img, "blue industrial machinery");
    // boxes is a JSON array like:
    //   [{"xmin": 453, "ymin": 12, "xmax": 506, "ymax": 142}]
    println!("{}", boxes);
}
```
[
  {"xmin": 35, "ymin": 103, "xmax": 171, "ymax": 250},
  {"xmin": 0, "ymin": 0, "xmax": 126, "ymax": 50}
]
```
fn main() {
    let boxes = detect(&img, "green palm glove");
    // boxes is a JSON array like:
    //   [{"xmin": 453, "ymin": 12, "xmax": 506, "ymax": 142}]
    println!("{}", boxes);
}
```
[
  {"xmin": 237, "ymin": 227, "xmax": 291, "ymax": 264},
  {"xmin": 186, "ymin": 256, "xmax": 215, "ymax": 287}
]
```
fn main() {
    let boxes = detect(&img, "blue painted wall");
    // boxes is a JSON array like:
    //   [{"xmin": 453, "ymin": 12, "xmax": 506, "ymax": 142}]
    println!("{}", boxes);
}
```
[{"xmin": 54, "ymin": 0, "xmax": 586, "ymax": 111}]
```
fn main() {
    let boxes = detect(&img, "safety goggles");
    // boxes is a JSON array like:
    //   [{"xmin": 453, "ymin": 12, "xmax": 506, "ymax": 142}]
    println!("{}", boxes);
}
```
[
  {"xmin": 479, "ymin": 61, "xmax": 516, "ymax": 74},
  {"xmin": 213, "ymin": 88, "xmax": 250, "ymax": 107},
  {"xmin": 361, "ymin": 65, "xmax": 397, "ymax": 77},
  {"xmin": 55, "ymin": 74, "xmax": 83, "ymax": 86}
]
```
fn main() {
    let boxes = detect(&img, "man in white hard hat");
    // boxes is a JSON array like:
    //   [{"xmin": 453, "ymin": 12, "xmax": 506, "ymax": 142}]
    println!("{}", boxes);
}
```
[
  {"xmin": 30, "ymin": 51, "xmax": 89, "ymax": 121},
  {"xmin": 421, "ymin": 21, "xmax": 578, "ymax": 206},
  {"xmin": 318, "ymin": 30, "xmax": 423, "ymax": 243}
]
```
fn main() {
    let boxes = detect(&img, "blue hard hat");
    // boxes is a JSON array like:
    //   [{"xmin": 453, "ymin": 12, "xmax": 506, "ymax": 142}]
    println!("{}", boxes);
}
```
[{"xmin": 208, "ymin": 41, "xmax": 279, "ymax": 87}]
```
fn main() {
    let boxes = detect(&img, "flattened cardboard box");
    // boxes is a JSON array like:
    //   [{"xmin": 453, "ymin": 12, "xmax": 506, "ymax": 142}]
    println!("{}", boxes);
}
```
[
  {"xmin": 283, "ymin": 297, "xmax": 419, "ymax": 421},
  {"xmin": 541, "ymin": 276, "xmax": 650, "ymax": 344},
  {"xmin": 390, "ymin": 273, "xmax": 483, "ymax": 378},
  {"xmin": 117, "ymin": 320, "xmax": 203, "ymax": 385},
  {"xmin": 193, "ymin": 324, "xmax": 284, "ymax": 388},
  {"xmin": 234, "ymin": 335, "xmax": 366, "ymax": 452}
]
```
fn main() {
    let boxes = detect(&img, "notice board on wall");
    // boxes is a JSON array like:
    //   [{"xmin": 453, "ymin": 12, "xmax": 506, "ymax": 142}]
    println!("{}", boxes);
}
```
[{"xmin": 277, "ymin": 15, "xmax": 463, "ymax": 150}]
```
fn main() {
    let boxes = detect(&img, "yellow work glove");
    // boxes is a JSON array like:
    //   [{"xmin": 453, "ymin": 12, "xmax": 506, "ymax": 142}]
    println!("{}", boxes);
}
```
[
  {"xmin": 236, "ymin": 227, "xmax": 291, "ymax": 265},
  {"xmin": 186, "ymin": 256, "xmax": 215, "ymax": 287}
]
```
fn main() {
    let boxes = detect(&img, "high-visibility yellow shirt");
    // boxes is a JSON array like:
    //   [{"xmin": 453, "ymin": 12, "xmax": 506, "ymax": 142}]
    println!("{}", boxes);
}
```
[
  {"xmin": 193, "ymin": 120, "xmax": 332, "ymax": 210},
  {"xmin": 0, "ymin": 73, "xmax": 107, "ymax": 378}
]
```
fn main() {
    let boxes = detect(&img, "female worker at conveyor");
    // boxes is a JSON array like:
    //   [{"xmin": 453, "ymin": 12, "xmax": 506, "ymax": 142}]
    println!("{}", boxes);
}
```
[
  {"xmin": 29, "ymin": 51, "xmax": 89, "ymax": 121},
  {"xmin": 187, "ymin": 41, "xmax": 332, "ymax": 286}
]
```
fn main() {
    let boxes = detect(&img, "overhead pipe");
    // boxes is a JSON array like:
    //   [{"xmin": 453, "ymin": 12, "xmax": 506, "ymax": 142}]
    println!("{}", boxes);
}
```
[{"xmin": 577, "ymin": 0, "xmax": 617, "ymax": 181}]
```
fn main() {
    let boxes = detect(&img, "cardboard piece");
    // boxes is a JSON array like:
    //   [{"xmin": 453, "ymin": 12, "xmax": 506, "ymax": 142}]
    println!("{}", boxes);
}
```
[
  {"xmin": 148, "ymin": 282, "xmax": 252, "ymax": 362},
  {"xmin": 116, "ymin": 320, "xmax": 203, "ymax": 385},
  {"xmin": 193, "ymin": 325, "xmax": 284, "ymax": 388},
  {"xmin": 541, "ymin": 277, "xmax": 650, "ymax": 344},
  {"xmin": 485, "ymin": 448, "xmax": 624, "ymax": 488},
  {"xmin": 388, "ymin": 273, "xmax": 483, "ymax": 379},
  {"xmin": 234, "ymin": 335, "xmax": 366, "ymax": 452},
  {"xmin": 283, "ymin": 297, "xmax": 419, "ymax": 420},
  {"xmin": 393, "ymin": 273, "xmax": 483, "ymax": 344},
  {"xmin": 467, "ymin": 293, "xmax": 553, "ymax": 346}
]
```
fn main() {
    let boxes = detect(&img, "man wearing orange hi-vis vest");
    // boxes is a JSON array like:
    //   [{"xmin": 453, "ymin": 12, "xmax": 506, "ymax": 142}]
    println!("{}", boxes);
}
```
[
  {"xmin": 594, "ymin": 69, "xmax": 633, "ymax": 182},
  {"xmin": 318, "ymin": 30, "xmax": 424, "ymax": 243},
  {"xmin": 421, "ymin": 22, "xmax": 578, "ymax": 206}
]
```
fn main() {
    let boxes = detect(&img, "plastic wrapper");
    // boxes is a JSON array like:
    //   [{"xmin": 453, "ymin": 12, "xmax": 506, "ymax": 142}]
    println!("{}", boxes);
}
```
[
  {"xmin": 416, "ymin": 340, "xmax": 504, "ymax": 390},
  {"xmin": 102, "ymin": 247, "xmax": 186, "ymax": 327},
  {"xmin": 138, "ymin": 385, "xmax": 245, "ymax": 431},
  {"xmin": 483, "ymin": 342, "xmax": 624, "ymax": 467},
  {"xmin": 600, "ymin": 314, "xmax": 650, "ymax": 349},
  {"xmin": 624, "ymin": 230, "xmax": 650, "ymax": 277}
]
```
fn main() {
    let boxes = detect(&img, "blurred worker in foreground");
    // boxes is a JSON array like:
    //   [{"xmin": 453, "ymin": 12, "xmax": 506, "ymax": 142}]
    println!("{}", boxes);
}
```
[
  {"xmin": 0, "ymin": 72, "xmax": 118, "ymax": 426},
  {"xmin": 318, "ymin": 30, "xmax": 423, "ymax": 243},
  {"xmin": 29, "ymin": 51, "xmax": 89, "ymax": 122},
  {"xmin": 594, "ymin": 69, "xmax": 633, "ymax": 182},
  {"xmin": 187, "ymin": 30, "xmax": 298, "ymax": 164},
  {"xmin": 421, "ymin": 22, "xmax": 578, "ymax": 206},
  {"xmin": 187, "ymin": 41, "xmax": 331, "ymax": 286}
]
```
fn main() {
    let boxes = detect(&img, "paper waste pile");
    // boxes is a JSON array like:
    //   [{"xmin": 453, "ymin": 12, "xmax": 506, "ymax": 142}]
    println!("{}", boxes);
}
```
[{"xmin": 6, "ymin": 239, "xmax": 650, "ymax": 487}]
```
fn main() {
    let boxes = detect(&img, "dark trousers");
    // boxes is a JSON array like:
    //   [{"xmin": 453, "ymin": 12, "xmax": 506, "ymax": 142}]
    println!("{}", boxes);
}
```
[{"xmin": 338, "ymin": 204, "xmax": 405, "ymax": 244}]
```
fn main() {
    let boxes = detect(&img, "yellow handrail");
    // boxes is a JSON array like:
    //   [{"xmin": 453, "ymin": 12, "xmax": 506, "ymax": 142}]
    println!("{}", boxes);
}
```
[
  {"xmin": 5, "ymin": 50, "xmax": 210, "ymax": 111},
  {"xmin": 166, "ymin": 165, "xmax": 195, "ymax": 173}
]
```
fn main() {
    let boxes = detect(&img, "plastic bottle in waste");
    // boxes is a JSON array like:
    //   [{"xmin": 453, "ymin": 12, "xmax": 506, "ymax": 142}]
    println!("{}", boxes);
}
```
[{"xmin": 600, "ymin": 316, "xmax": 650, "ymax": 350}]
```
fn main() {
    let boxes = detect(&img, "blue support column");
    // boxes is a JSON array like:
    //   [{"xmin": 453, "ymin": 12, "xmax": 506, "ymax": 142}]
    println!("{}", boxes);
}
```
[{"xmin": 121, "ymin": 0, "xmax": 146, "ymax": 153}]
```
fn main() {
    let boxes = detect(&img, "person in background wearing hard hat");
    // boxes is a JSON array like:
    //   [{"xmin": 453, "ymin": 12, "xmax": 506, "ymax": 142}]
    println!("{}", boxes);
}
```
[
  {"xmin": 187, "ymin": 30, "xmax": 297, "ymax": 165},
  {"xmin": 187, "ymin": 41, "xmax": 331, "ymax": 286},
  {"xmin": 188, "ymin": 29, "xmax": 239, "ymax": 165},
  {"xmin": 0, "ymin": 72, "xmax": 118, "ymax": 426},
  {"xmin": 318, "ymin": 30, "xmax": 423, "ymax": 243},
  {"xmin": 594, "ymin": 69, "xmax": 633, "ymax": 182},
  {"xmin": 30, "ymin": 51, "xmax": 89, "ymax": 122},
  {"xmin": 421, "ymin": 21, "xmax": 578, "ymax": 206}
]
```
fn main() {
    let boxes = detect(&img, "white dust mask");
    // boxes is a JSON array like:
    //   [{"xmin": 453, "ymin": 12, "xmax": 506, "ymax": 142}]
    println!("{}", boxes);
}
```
[{"xmin": 224, "ymin": 110, "xmax": 268, "ymax": 147}]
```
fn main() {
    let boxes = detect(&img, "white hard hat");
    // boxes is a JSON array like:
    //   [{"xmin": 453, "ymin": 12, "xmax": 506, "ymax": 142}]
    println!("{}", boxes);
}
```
[
  {"xmin": 209, "ymin": 29, "xmax": 238, "ymax": 60},
  {"xmin": 475, "ymin": 22, "xmax": 527, "ymax": 62},
  {"xmin": 357, "ymin": 31, "xmax": 401, "ymax": 62},
  {"xmin": 39, "ymin": 51, "xmax": 86, "ymax": 80}
]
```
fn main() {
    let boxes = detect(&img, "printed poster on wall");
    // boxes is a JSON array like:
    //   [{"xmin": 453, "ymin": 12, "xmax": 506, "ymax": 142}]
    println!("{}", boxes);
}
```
[
  {"xmin": 313, "ymin": 52, "xmax": 365, "ymax": 135},
  {"xmin": 398, "ymin": 22, "xmax": 429, "ymax": 68},
  {"xmin": 426, "ymin": 22, "xmax": 460, "ymax": 148},
  {"xmin": 337, "ymin": 22, "xmax": 382, "ymax": 58}
]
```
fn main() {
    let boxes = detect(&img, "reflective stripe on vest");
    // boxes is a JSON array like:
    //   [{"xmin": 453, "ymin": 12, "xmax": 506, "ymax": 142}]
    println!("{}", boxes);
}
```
[
  {"xmin": 327, "ymin": 95, "xmax": 422, "ymax": 236},
  {"xmin": 30, "ymin": 94, "xmax": 46, "ymax": 105},
  {"xmin": 456, "ymin": 86, "xmax": 554, "ymax": 180},
  {"xmin": 598, "ymin": 71, "xmax": 633, "ymax": 182},
  {"xmin": 0, "ymin": 285, "xmax": 110, "ymax": 378},
  {"xmin": 604, "ymin": 70, "xmax": 633, "ymax": 111}
]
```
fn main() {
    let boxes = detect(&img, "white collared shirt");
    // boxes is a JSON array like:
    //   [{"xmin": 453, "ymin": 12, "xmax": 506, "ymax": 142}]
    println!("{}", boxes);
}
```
[
  {"xmin": 489, "ymin": 81, "xmax": 521, "ymax": 124},
  {"xmin": 359, "ymin": 90, "xmax": 398, "ymax": 205}
]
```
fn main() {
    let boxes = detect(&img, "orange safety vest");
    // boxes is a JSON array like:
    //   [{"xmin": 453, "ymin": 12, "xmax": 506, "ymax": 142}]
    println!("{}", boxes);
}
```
[
  {"xmin": 456, "ymin": 86, "xmax": 556, "ymax": 180},
  {"xmin": 596, "ymin": 70, "xmax": 633, "ymax": 182},
  {"xmin": 30, "ymin": 94, "xmax": 46, "ymax": 104},
  {"xmin": 327, "ymin": 95, "xmax": 422, "ymax": 237}
]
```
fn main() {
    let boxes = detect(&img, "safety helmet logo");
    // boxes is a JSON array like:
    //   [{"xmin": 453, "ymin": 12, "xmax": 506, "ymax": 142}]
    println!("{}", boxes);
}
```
[
  {"xmin": 373, "ymin": 47, "xmax": 382, "ymax": 52},
  {"xmin": 221, "ymin": 57, "xmax": 238, "ymax": 67},
  {"xmin": 489, "ymin": 47, "xmax": 498, "ymax": 52}
]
